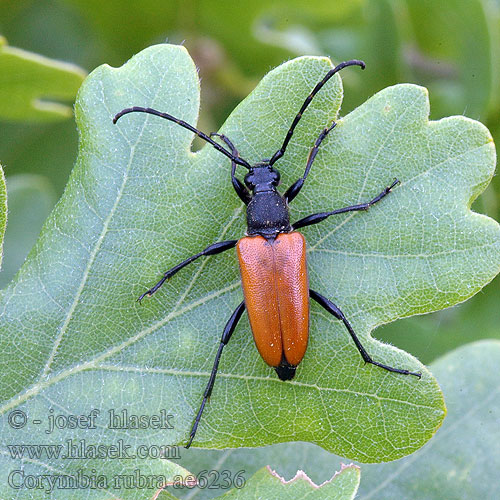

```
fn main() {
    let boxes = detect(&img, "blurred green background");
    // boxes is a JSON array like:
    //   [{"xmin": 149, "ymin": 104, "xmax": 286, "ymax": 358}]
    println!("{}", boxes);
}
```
[{"xmin": 0, "ymin": 0, "xmax": 499, "ymax": 365}]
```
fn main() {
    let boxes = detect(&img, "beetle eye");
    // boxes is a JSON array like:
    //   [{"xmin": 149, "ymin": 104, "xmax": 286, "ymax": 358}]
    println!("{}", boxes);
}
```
[
  {"xmin": 244, "ymin": 172, "xmax": 255, "ymax": 189},
  {"xmin": 272, "ymin": 170, "xmax": 280, "ymax": 186}
]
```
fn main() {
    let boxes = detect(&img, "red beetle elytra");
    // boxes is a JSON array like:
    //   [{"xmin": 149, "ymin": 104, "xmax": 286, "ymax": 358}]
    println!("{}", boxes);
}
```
[{"xmin": 113, "ymin": 59, "xmax": 421, "ymax": 448}]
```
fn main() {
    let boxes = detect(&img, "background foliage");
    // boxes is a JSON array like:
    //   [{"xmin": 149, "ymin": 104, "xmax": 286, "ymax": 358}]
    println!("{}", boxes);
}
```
[{"xmin": 0, "ymin": 1, "xmax": 499, "ymax": 499}]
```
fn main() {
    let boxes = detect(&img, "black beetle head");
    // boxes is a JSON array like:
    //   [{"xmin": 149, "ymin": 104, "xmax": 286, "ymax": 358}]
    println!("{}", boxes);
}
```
[{"xmin": 244, "ymin": 164, "xmax": 280, "ymax": 192}]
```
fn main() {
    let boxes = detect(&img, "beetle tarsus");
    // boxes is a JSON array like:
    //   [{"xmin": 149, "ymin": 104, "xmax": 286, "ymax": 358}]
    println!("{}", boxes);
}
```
[
  {"xmin": 186, "ymin": 302, "xmax": 245, "ymax": 448},
  {"xmin": 389, "ymin": 178, "xmax": 400, "ymax": 190},
  {"xmin": 137, "ymin": 287, "xmax": 156, "ymax": 303},
  {"xmin": 137, "ymin": 240, "xmax": 238, "ymax": 302},
  {"xmin": 292, "ymin": 179, "xmax": 401, "ymax": 230},
  {"xmin": 363, "ymin": 358, "xmax": 422, "ymax": 379},
  {"xmin": 310, "ymin": 289, "xmax": 421, "ymax": 379}
]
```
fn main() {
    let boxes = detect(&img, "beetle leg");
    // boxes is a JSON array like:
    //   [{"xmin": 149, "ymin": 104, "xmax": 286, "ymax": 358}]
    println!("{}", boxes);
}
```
[
  {"xmin": 284, "ymin": 122, "xmax": 336, "ymax": 204},
  {"xmin": 186, "ymin": 301, "xmax": 246, "ymax": 448},
  {"xmin": 292, "ymin": 179, "xmax": 400, "ymax": 230},
  {"xmin": 309, "ymin": 289, "xmax": 421, "ymax": 378},
  {"xmin": 211, "ymin": 133, "xmax": 251, "ymax": 205},
  {"xmin": 138, "ymin": 240, "xmax": 238, "ymax": 301}
]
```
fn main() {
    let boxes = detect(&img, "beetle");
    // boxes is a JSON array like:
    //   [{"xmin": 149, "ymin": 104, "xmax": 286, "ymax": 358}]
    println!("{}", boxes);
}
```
[{"xmin": 113, "ymin": 59, "xmax": 421, "ymax": 448}]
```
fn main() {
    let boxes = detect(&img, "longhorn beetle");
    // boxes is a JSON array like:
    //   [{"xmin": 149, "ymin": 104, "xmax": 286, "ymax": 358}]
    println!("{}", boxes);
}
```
[{"xmin": 113, "ymin": 59, "xmax": 421, "ymax": 448}]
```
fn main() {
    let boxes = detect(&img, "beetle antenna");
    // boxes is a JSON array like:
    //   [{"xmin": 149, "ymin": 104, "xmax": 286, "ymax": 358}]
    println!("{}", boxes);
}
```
[
  {"xmin": 113, "ymin": 107, "xmax": 252, "ymax": 169},
  {"xmin": 269, "ymin": 59, "xmax": 365, "ymax": 166}
]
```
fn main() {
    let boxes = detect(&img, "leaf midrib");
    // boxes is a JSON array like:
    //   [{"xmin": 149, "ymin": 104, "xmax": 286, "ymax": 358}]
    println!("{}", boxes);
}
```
[{"xmin": 96, "ymin": 363, "xmax": 440, "ymax": 410}]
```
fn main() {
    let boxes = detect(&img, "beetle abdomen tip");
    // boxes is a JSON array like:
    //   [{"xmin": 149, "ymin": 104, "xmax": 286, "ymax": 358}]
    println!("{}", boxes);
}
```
[{"xmin": 275, "ymin": 363, "xmax": 296, "ymax": 381}]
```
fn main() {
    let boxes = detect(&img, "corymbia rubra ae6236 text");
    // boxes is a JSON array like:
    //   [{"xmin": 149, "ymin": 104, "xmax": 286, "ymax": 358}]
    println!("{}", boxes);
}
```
[{"xmin": 113, "ymin": 59, "xmax": 421, "ymax": 448}]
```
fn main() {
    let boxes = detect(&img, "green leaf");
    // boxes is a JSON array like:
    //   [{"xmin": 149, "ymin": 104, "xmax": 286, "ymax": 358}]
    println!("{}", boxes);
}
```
[
  {"xmin": 0, "ymin": 43, "xmax": 498, "ymax": 496},
  {"xmin": 217, "ymin": 464, "xmax": 360, "ymax": 500},
  {"xmin": 160, "ymin": 464, "xmax": 359, "ymax": 500},
  {"xmin": 0, "ymin": 36, "xmax": 86, "ymax": 121},
  {"xmin": 374, "ymin": 278, "xmax": 500, "ymax": 364},
  {"xmin": 174, "ymin": 340, "xmax": 500, "ymax": 499},
  {"xmin": 0, "ymin": 164, "xmax": 6, "ymax": 267},
  {"xmin": 355, "ymin": 340, "xmax": 500, "ymax": 499},
  {"xmin": 0, "ymin": 174, "xmax": 56, "ymax": 288}
]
